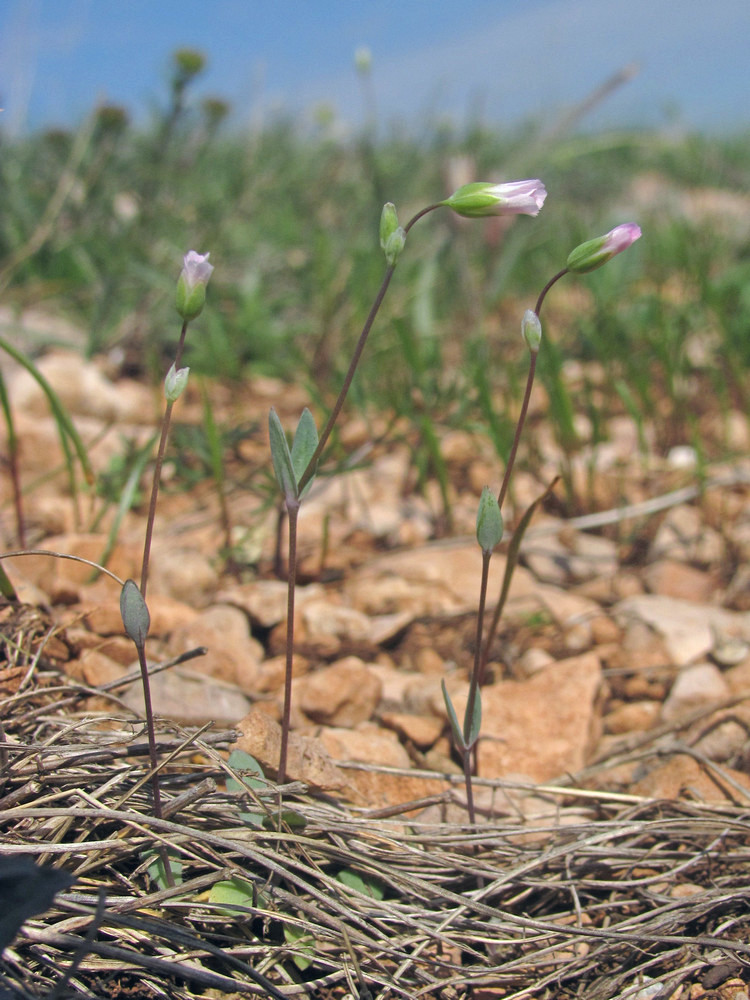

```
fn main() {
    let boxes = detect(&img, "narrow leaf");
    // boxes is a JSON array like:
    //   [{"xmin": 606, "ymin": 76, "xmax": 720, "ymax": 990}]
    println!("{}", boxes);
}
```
[
  {"xmin": 442, "ymin": 679, "xmax": 466, "ymax": 750},
  {"xmin": 268, "ymin": 408, "xmax": 298, "ymax": 504},
  {"xmin": 464, "ymin": 685, "xmax": 482, "ymax": 749},
  {"xmin": 290, "ymin": 407, "xmax": 319, "ymax": 496},
  {"xmin": 120, "ymin": 579, "xmax": 150, "ymax": 647}
]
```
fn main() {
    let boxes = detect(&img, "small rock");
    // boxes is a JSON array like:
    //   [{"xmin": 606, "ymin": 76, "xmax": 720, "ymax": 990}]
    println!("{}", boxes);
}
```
[
  {"xmin": 615, "ymin": 594, "xmax": 750, "ymax": 668},
  {"xmin": 233, "ymin": 706, "xmax": 346, "ymax": 791},
  {"xmin": 123, "ymin": 667, "xmax": 252, "ymax": 727},
  {"xmin": 296, "ymin": 656, "xmax": 382, "ymax": 727},
  {"xmin": 451, "ymin": 651, "xmax": 602, "ymax": 783},
  {"xmin": 148, "ymin": 544, "xmax": 219, "ymax": 607},
  {"xmin": 644, "ymin": 559, "xmax": 716, "ymax": 603},
  {"xmin": 648, "ymin": 503, "xmax": 725, "ymax": 567},
  {"xmin": 604, "ymin": 700, "xmax": 661, "ymax": 734},
  {"xmin": 631, "ymin": 754, "xmax": 750, "ymax": 803},
  {"xmin": 65, "ymin": 649, "xmax": 128, "ymax": 688},
  {"xmin": 380, "ymin": 712, "xmax": 444, "ymax": 749},
  {"xmin": 319, "ymin": 724, "xmax": 412, "ymax": 768},
  {"xmin": 515, "ymin": 646, "xmax": 555, "ymax": 677},
  {"xmin": 662, "ymin": 663, "xmax": 731, "ymax": 722},
  {"xmin": 691, "ymin": 713, "xmax": 750, "ymax": 763},
  {"xmin": 168, "ymin": 605, "xmax": 264, "ymax": 691}
]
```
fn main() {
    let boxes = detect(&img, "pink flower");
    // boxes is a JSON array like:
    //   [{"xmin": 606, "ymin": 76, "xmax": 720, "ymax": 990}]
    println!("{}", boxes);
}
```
[
  {"xmin": 567, "ymin": 223, "xmax": 642, "ymax": 273},
  {"xmin": 180, "ymin": 250, "xmax": 214, "ymax": 292},
  {"xmin": 176, "ymin": 250, "xmax": 214, "ymax": 321},
  {"xmin": 443, "ymin": 179, "xmax": 547, "ymax": 218}
]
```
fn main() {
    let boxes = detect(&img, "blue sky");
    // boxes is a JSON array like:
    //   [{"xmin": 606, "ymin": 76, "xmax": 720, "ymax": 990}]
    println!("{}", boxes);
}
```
[{"xmin": 1, "ymin": 0, "xmax": 748, "ymax": 137}]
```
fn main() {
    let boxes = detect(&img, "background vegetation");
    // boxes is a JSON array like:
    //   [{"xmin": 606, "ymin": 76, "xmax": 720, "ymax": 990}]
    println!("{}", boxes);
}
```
[{"xmin": 2, "ymin": 51, "xmax": 749, "ymax": 510}]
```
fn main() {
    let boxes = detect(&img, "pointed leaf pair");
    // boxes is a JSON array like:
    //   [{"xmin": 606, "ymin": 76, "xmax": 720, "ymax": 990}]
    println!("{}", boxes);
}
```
[
  {"xmin": 442, "ymin": 680, "xmax": 482, "ymax": 751},
  {"xmin": 269, "ymin": 407, "xmax": 318, "ymax": 505}
]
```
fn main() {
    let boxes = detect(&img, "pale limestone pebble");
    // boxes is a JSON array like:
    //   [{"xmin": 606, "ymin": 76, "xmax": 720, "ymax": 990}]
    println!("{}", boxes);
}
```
[
  {"xmin": 631, "ymin": 754, "xmax": 750, "ymax": 804},
  {"xmin": 217, "ymin": 580, "xmax": 324, "ymax": 628},
  {"xmin": 648, "ymin": 503, "xmax": 726, "ymax": 567},
  {"xmin": 413, "ymin": 646, "xmax": 447, "ymax": 676},
  {"xmin": 533, "ymin": 583, "xmax": 601, "ymax": 630},
  {"xmin": 147, "ymin": 543, "xmax": 219, "ymax": 607},
  {"xmin": 562, "ymin": 619, "xmax": 593, "ymax": 654},
  {"xmin": 449, "ymin": 651, "xmax": 602, "ymax": 783},
  {"xmin": 615, "ymin": 594, "xmax": 750, "ymax": 668},
  {"xmin": 604, "ymin": 700, "xmax": 661, "ymax": 735},
  {"xmin": 0, "ymin": 307, "xmax": 87, "ymax": 362},
  {"xmin": 690, "ymin": 713, "xmax": 750, "ymax": 764},
  {"xmin": 295, "ymin": 656, "xmax": 382, "ymax": 727},
  {"xmin": 233, "ymin": 705, "xmax": 347, "ymax": 792},
  {"xmin": 64, "ymin": 628, "xmax": 137, "ymax": 667},
  {"xmin": 643, "ymin": 559, "xmax": 717, "ymax": 603},
  {"xmin": 8, "ymin": 349, "xmax": 155, "ymax": 423},
  {"xmin": 167, "ymin": 605, "xmax": 264, "ymax": 691},
  {"xmin": 522, "ymin": 523, "xmax": 619, "ymax": 586},
  {"xmin": 318, "ymin": 723, "xmax": 411, "ymax": 769},
  {"xmin": 65, "ymin": 648, "xmax": 129, "ymax": 688},
  {"xmin": 367, "ymin": 663, "xmax": 423, "ymax": 707},
  {"xmin": 267, "ymin": 597, "xmax": 375, "ymax": 659},
  {"xmin": 81, "ymin": 593, "xmax": 198, "ymax": 637},
  {"xmin": 344, "ymin": 541, "xmax": 537, "ymax": 619},
  {"xmin": 123, "ymin": 666, "xmax": 252, "ymax": 728},
  {"xmin": 255, "ymin": 653, "xmax": 310, "ymax": 694},
  {"xmin": 590, "ymin": 615, "xmax": 622, "ymax": 645},
  {"xmin": 620, "ymin": 618, "xmax": 672, "ymax": 672},
  {"xmin": 379, "ymin": 711, "xmax": 444, "ymax": 749},
  {"xmin": 515, "ymin": 646, "xmax": 555, "ymax": 678},
  {"xmin": 662, "ymin": 663, "xmax": 731, "ymax": 723},
  {"xmin": 575, "ymin": 569, "xmax": 644, "ymax": 605}
]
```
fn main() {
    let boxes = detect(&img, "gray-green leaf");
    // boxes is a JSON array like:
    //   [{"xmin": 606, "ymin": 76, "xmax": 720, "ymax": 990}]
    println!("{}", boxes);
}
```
[
  {"xmin": 290, "ymin": 407, "xmax": 319, "ymax": 497},
  {"xmin": 120, "ymin": 579, "xmax": 150, "ymax": 647},
  {"xmin": 268, "ymin": 408, "xmax": 298, "ymax": 504}
]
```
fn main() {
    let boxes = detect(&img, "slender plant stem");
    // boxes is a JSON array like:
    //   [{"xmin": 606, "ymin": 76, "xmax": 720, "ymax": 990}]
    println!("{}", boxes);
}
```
[
  {"xmin": 463, "ymin": 549, "xmax": 492, "ymax": 747},
  {"xmin": 134, "ymin": 640, "xmax": 174, "ymax": 886},
  {"xmin": 277, "ymin": 500, "xmax": 300, "ymax": 787},
  {"xmin": 497, "ymin": 352, "xmax": 538, "ymax": 510},
  {"xmin": 461, "ymin": 748, "xmax": 477, "ymax": 825},
  {"xmin": 459, "ymin": 548, "xmax": 492, "ymax": 824},
  {"xmin": 296, "ymin": 204, "xmax": 443, "ymax": 496},
  {"xmin": 140, "ymin": 320, "xmax": 189, "ymax": 597}
]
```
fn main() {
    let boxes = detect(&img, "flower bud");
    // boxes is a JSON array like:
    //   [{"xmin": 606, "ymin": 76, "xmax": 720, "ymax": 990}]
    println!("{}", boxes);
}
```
[
  {"xmin": 476, "ymin": 486, "xmax": 504, "ymax": 554},
  {"xmin": 521, "ymin": 309, "xmax": 542, "ymax": 353},
  {"xmin": 442, "ymin": 179, "xmax": 547, "ymax": 218},
  {"xmin": 176, "ymin": 250, "xmax": 214, "ymax": 321},
  {"xmin": 566, "ymin": 223, "xmax": 641, "ymax": 274},
  {"xmin": 165, "ymin": 363, "xmax": 190, "ymax": 402},
  {"xmin": 383, "ymin": 226, "xmax": 406, "ymax": 267},
  {"xmin": 380, "ymin": 203, "xmax": 399, "ymax": 250}
]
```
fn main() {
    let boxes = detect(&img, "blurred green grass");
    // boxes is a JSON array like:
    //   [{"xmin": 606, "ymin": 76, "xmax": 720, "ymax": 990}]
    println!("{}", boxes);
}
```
[{"xmin": 1, "ymin": 55, "xmax": 749, "ymax": 503}]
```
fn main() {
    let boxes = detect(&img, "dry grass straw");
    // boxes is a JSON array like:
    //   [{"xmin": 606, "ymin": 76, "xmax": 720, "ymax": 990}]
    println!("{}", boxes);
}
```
[{"xmin": 3, "ymin": 636, "xmax": 750, "ymax": 998}]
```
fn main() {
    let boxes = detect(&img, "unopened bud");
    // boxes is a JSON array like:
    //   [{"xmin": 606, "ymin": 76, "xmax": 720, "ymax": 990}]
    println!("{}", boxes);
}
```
[
  {"xmin": 176, "ymin": 250, "xmax": 214, "ymax": 321},
  {"xmin": 566, "ymin": 223, "xmax": 641, "ymax": 274},
  {"xmin": 521, "ymin": 309, "xmax": 542, "ymax": 353},
  {"xmin": 165, "ymin": 363, "xmax": 189, "ymax": 402}
]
